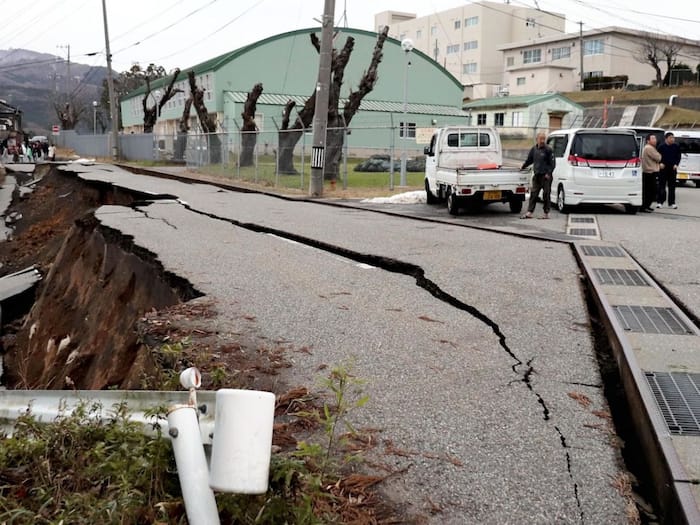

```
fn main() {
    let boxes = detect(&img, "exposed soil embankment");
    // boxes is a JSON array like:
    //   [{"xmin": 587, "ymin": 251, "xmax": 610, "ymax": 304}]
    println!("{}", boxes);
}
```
[
  {"xmin": 1, "ymin": 167, "xmax": 291, "ymax": 393},
  {"xmin": 5, "ymin": 214, "xmax": 200, "ymax": 389}
]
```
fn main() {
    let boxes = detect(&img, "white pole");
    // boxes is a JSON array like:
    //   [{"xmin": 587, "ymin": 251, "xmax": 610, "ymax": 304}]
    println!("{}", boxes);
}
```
[
  {"xmin": 399, "ymin": 38, "xmax": 413, "ymax": 187},
  {"xmin": 168, "ymin": 406, "xmax": 220, "ymax": 525}
]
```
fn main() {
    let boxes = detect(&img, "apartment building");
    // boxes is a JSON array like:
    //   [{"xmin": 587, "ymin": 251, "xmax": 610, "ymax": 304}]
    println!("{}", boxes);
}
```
[
  {"xmin": 375, "ymin": 2, "xmax": 565, "ymax": 98},
  {"xmin": 500, "ymin": 27, "xmax": 700, "ymax": 96}
]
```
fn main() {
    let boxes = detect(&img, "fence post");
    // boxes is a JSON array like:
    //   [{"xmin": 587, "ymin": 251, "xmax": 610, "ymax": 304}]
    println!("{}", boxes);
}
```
[{"xmin": 389, "ymin": 113, "xmax": 395, "ymax": 191}]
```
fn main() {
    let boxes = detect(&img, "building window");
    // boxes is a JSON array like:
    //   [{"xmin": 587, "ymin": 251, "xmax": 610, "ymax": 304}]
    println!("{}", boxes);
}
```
[
  {"xmin": 584, "ymin": 71, "xmax": 604, "ymax": 78},
  {"xmin": 431, "ymin": 25, "xmax": 437, "ymax": 36},
  {"xmin": 512, "ymin": 112, "xmax": 523, "ymax": 126},
  {"xmin": 416, "ymin": 29, "xmax": 422, "ymax": 39},
  {"xmin": 494, "ymin": 113, "xmax": 505, "ymax": 126},
  {"xmin": 506, "ymin": 56, "xmax": 515, "ymax": 67},
  {"xmin": 516, "ymin": 77, "xmax": 526, "ymax": 85},
  {"xmin": 400, "ymin": 122, "xmax": 416, "ymax": 139},
  {"xmin": 465, "ymin": 16, "xmax": 479, "ymax": 26},
  {"xmin": 584, "ymin": 39, "xmax": 604, "ymax": 56},
  {"xmin": 523, "ymin": 49, "xmax": 542, "ymax": 64},
  {"xmin": 447, "ymin": 44, "xmax": 460, "ymax": 54},
  {"xmin": 462, "ymin": 62, "xmax": 477, "ymax": 74},
  {"xmin": 454, "ymin": 20, "xmax": 461, "ymax": 29},
  {"xmin": 477, "ymin": 113, "xmax": 487, "ymax": 125},
  {"xmin": 551, "ymin": 46, "xmax": 571, "ymax": 60},
  {"xmin": 463, "ymin": 40, "xmax": 478, "ymax": 51}
]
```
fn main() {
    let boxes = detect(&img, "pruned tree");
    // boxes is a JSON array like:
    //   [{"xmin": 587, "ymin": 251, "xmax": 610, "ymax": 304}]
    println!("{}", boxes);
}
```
[
  {"xmin": 174, "ymin": 94, "xmax": 193, "ymax": 161},
  {"xmin": 240, "ymin": 83, "xmax": 263, "ymax": 166},
  {"xmin": 660, "ymin": 40, "xmax": 683, "ymax": 86},
  {"xmin": 54, "ymin": 100, "xmax": 86, "ymax": 130},
  {"xmin": 188, "ymin": 70, "xmax": 221, "ymax": 163},
  {"xmin": 277, "ymin": 27, "xmax": 389, "ymax": 177},
  {"xmin": 142, "ymin": 68, "xmax": 183, "ymax": 133},
  {"xmin": 325, "ymin": 27, "xmax": 388, "ymax": 180},
  {"xmin": 635, "ymin": 34, "xmax": 682, "ymax": 86},
  {"xmin": 101, "ymin": 63, "xmax": 169, "ymax": 130}
]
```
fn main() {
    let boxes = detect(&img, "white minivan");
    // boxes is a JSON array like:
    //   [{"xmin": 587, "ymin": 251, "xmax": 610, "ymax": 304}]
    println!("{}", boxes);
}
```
[
  {"xmin": 673, "ymin": 129, "xmax": 700, "ymax": 187},
  {"xmin": 546, "ymin": 128, "xmax": 642, "ymax": 214}
]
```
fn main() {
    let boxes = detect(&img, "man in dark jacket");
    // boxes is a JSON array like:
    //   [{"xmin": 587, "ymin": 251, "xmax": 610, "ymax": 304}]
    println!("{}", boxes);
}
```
[
  {"xmin": 656, "ymin": 132, "xmax": 682, "ymax": 209},
  {"xmin": 520, "ymin": 132, "xmax": 556, "ymax": 219}
]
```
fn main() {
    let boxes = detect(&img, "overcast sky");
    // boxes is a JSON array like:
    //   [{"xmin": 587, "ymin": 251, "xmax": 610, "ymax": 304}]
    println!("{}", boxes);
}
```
[{"xmin": 1, "ymin": 0, "xmax": 697, "ymax": 73}]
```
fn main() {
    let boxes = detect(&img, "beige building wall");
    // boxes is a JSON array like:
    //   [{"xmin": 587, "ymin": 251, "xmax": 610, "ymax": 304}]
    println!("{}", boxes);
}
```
[
  {"xmin": 375, "ymin": 2, "xmax": 564, "ymax": 97},
  {"xmin": 502, "ymin": 28, "xmax": 700, "ymax": 95}
]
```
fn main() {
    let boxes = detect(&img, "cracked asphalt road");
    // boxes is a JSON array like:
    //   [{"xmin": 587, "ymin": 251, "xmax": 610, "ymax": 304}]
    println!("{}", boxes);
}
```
[{"xmin": 76, "ymin": 163, "xmax": 629, "ymax": 523}]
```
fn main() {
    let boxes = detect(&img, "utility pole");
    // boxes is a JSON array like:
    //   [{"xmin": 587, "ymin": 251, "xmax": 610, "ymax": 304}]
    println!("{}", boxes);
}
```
[
  {"xmin": 309, "ymin": 0, "xmax": 335, "ymax": 197},
  {"xmin": 102, "ymin": 0, "xmax": 119, "ymax": 160},
  {"xmin": 579, "ymin": 21, "xmax": 584, "ymax": 91},
  {"xmin": 57, "ymin": 44, "xmax": 70, "ymax": 95}
]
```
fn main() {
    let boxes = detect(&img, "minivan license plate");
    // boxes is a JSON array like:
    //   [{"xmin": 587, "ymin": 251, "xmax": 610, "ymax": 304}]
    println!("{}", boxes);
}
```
[
  {"xmin": 596, "ymin": 169, "xmax": 615, "ymax": 177},
  {"xmin": 483, "ymin": 191, "xmax": 501, "ymax": 200}
]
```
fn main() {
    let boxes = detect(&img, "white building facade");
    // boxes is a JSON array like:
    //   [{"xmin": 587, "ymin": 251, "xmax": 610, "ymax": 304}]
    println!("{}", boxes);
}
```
[
  {"xmin": 375, "ymin": 2, "xmax": 565, "ymax": 99},
  {"xmin": 500, "ymin": 27, "xmax": 700, "ymax": 96}
]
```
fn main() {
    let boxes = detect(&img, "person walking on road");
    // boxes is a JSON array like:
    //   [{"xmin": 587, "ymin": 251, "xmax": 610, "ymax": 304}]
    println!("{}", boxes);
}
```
[
  {"xmin": 520, "ymin": 132, "xmax": 556, "ymax": 219},
  {"xmin": 656, "ymin": 132, "xmax": 681, "ymax": 209},
  {"xmin": 641, "ymin": 134, "xmax": 662, "ymax": 212}
]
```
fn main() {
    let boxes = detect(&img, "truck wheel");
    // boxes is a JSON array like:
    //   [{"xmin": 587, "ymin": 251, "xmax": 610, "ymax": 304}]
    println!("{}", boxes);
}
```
[
  {"xmin": 425, "ymin": 180, "xmax": 438, "ymax": 204},
  {"xmin": 557, "ymin": 186, "xmax": 570, "ymax": 214},
  {"xmin": 447, "ymin": 191, "xmax": 461, "ymax": 215},
  {"xmin": 509, "ymin": 198, "xmax": 523, "ymax": 213}
]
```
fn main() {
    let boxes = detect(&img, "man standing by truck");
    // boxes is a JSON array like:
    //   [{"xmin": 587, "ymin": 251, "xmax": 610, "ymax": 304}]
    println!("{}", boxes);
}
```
[{"xmin": 520, "ymin": 132, "xmax": 556, "ymax": 219}]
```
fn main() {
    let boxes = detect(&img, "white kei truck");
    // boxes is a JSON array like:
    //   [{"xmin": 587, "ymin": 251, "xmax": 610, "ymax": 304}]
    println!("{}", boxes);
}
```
[{"xmin": 423, "ymin": 126, "xmax": 530, "ymax": 215}]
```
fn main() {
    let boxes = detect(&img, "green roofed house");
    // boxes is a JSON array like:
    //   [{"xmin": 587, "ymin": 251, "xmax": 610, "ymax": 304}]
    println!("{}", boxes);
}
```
[
  {"xmin": 119, "ymin": 27, "xmax": 468, "ymax": 159},
  {"xmin": 462, "ymin": 92, "xmax": 584, "ymax": 139}
]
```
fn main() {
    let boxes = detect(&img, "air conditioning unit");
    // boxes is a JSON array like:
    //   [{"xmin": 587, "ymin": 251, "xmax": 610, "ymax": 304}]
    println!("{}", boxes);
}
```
[{"xmin": 498, "ymin": 86, "xmax": 509, "ymax": 96}]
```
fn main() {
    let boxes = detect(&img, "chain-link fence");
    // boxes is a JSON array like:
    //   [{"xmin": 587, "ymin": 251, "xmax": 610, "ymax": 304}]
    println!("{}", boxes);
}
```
[{"xmin": 153, "ymin": 125, "xmax": 429, "ymax": 191}]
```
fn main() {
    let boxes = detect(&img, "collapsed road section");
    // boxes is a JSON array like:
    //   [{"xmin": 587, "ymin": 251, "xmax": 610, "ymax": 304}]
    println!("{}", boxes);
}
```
[{"xmin": 2, "ymin": 162, "xmax": 649, "ymax": 523}]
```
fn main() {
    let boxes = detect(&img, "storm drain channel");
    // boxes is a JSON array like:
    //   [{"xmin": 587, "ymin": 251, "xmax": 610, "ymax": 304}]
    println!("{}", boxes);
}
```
[
  {"xmin": 567, "ymin": 215, "xmax": 600, "ymax": 239},
  {"xmin": 575, "ymin": 240, "xmax": 700, "ymax": 524},
  {"xmin": 645, "ymin": 372, "xmax": 700, "ymax": 436},
  {"xmin": 612, "ymin": 305, "xmax": 695, "ymax": 335}
]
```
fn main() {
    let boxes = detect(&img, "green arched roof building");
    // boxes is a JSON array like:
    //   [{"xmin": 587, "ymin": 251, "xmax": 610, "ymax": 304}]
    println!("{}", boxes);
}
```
[{"xmin": 120, "ymin": 27, "xmax": 467, "ymax": 147}]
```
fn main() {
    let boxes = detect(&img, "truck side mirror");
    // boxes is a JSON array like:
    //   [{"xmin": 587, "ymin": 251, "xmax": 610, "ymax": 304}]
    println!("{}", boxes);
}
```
[{"xmin": 424, "ymin": 146, "xmax": 433, "ymax": 156}]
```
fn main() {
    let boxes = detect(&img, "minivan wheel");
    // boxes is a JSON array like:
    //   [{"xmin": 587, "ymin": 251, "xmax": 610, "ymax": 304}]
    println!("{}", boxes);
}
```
[
  {"xmin": 624, "ymin": 204, "xmax": 638, "ymax": 215},
  {"xmin": 557, "ymin": 186, "xmax": 569, "ymax": 213}
]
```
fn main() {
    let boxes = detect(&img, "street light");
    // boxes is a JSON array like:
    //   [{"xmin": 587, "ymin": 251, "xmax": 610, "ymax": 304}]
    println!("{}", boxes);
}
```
[
  {"xmin": 92, "ymin": 101, "xmax": 98, "ymax": 135},
  {"xmin": 399, "ymin": 37, "xmax": 413, "ymax": 187}
]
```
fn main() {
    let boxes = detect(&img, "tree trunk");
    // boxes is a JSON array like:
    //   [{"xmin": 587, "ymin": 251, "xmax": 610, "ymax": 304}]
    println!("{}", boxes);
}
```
[
  {"xmin": 324, "ymin": 127, "xmax": 345, "ymax": 181},
  {"xmin": 174, "ymin": 97, "xmax": 193, "ymax": 161},
  {"xmin": 187, "ymin": 70, "xmax": 221, "ymax": 163},
  {"xmin": 240, "ymin": 83, "xmax": 263, "ymax": 167},
  {"xmin": 143, "ymin": 70, "xmax": 182, "ymax": 133},
  {"xmin": 278, "ymin": 128, "xmax": 304, "ymax": 174}
]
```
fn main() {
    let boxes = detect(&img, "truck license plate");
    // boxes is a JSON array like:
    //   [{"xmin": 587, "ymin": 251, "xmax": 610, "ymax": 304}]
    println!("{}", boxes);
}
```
[
  {"xmin": 677, "ymin": 172, "xmax": 689, "ymax": 179},
  {"xmin": 483, "ymin": 191, "xmax": 502, "ymax": 201}
]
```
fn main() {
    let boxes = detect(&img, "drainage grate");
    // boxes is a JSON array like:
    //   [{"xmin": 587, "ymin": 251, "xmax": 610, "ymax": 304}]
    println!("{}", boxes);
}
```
[
  {"xmin": 581, "ymin": 245, "xmax": 625, "ymax": 257},
  {"xmin": 612, "ymin": 305, "xmax": 695, "ymax": 335},
  {"xmin": 569, "ymin": 228, "xmax": 598, "ymax": 236},
  {"xmin": 570, "ymin": 217, "xmax": 595, "ymax": 223},
  {"xmin": 594, "ymin": 268, "xmax": 649, "ymax": 286},
  {"xmin": 645, "ymin": 372, "xmax": 700, "ymax": 436}
]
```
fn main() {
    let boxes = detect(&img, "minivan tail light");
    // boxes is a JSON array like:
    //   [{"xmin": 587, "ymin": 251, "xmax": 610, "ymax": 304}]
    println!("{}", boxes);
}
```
[
  {"xmin": 626, "ymin": 157, "xmax": 640, "ymax": 168},
  {"xmin": 568, "ymin": 154, "xmax": 588, "ymax": 167}
]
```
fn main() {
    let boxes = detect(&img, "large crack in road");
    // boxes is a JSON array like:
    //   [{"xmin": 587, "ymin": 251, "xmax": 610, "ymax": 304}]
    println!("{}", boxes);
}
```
[{"xmin": 145, "ymin": 197, "xmax": 587, "ymax": 523}]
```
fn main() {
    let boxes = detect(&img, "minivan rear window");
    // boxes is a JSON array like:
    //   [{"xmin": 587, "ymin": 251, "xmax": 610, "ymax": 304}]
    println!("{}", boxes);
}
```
[
  {"xmin": 571, "ymin": 133, "xmax": 638, "ymax": 161},
  {"xmin": 676, "ymin": 136, "xmax": 700, "ymax": 154}
]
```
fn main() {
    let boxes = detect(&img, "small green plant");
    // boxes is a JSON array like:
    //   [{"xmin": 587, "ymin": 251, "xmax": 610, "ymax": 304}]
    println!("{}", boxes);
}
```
[
  {"xmin": 210, "ymin": 365, "xmax": 229, "ymax": 387},
  {"xmin": 294, "ymin": 361, "xmax": 369, "ymax": 477}
]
